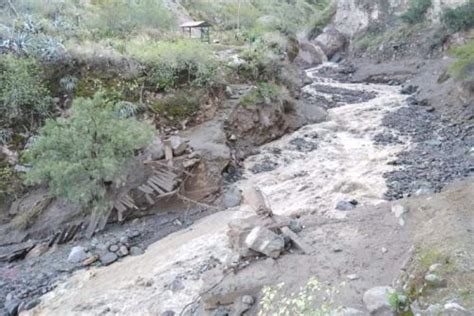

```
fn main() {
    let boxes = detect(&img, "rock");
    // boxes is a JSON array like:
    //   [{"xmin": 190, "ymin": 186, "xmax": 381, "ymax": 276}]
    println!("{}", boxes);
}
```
[
  {"xmin": 363, "ymin": 286, "xmax": 394, "ymax": 315},
  {"xmin": 426, "ymin": 106, "xmax": 435, "ymax": 112},
  {"xmin": 67, "ymin": 246, "xmax": 88, "ymax": 263},
  {"xmin": 423, "ymin": 304, "xmax": 443, "ymax": 315},
  {"xmin": 424, "ymin": 274, "xmax": 447, "ymax": 288},
  {"xmin": 100, "ymin": 252, "xmax": 118, "ymax": 266},
  {"xmin": 245, "ymin": 226, "xmax": 285, "ymax": 258},
  {"xmin": 332, "ymin": 307, "xmax": 365, "ymax": 316},
  {"xmin": 347, "ymin": 274, "xmax": 360, "ymax": 280},
  {"xmin": 400, "ymin": 85, "xmax": 418, "ymax": 95},
  {"xmin": 170, "ymin": 279, "xmax": 185, "ymax": 292},
  {"xmin": 313, "ymin": 28, "xmax": 347, "ymax": 59},
  {"xmin": 22, "ymin": 298, "xmax": 41, "ymax": 311},
  {"xmin": 109, "ymin": 244, "xmax": 119, "ymax": 252},
  {"xmin": 135, "ymin": 276, "xmax": 154, "ymax": 287},
  {"xmin": 117, "ymin": 245, "xmax": 129, "ymax": 257},
  {"xmin": 336, "ymin": 200, "xmax": 356, "ymax": 211},
  {"xmin": 5, "ymin": 299, "xmax": 21, "ymax": 316},
  {"xmin": 161, "ymin": 311, "xmax": 175, "ymax": 316},
  {"xmin": 294, "ymin": 41, "xmax": 327, "ymax": 68},
  {"xmin": 381, "ymin": 247, "xmax": 388, "ymax": 254},
  {"xmin": 391, "ymin": 204, "xmax": 407, "ymax": 218},
  {"xmin": 130, "ymin": 246, "xmax": 145, "ymax": 256},
  {"xmin": 288, "ymin": 219, "xmax": 303, "ymax": 233},
  {"xmin": 241, "ymin": 295, "xmax": 254, "ymax": 306},
  {"xmin": 143, "ymin": 137, "xmax": 165, "ymax": 161},
  {"xmin": 281, "ymin": 226, "xmax": 312, "ymax": 254},
  {"xmin": 169, "ymin": 136, "xmax": 188, "ymax": 156},
  {"xmin": 414, "ymin": 187, "xmax": 435, "ymax": 196},
  {"xmin": 119, "ymin": 236, "xmax": 130, "ymax": 245},
  {"xmin": 429, "ymin": 263, "xmax": 442, "ymax": 272},
  {"xmin": 222, "ymin": 186, "xmax": 242, "ymax": 208},
  {"xmin": 127, "ymin": 229, "xmax": 141, "ymax": 239},
  {"xmin": 444, "ymin": 302, "xmax": 469, "ymax": 315},
  {"xmin": 232, "ymin": 295, "xmax": 255, "ymax": 315}
]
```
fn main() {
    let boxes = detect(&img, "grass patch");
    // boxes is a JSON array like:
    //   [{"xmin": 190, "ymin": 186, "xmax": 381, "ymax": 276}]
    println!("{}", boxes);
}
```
[
  {"xmin": 125, "ymin": 38, "xmax": 218, "ymax": 91},
  {"xmin": 418, "ymin": 249, "xmax": 452, "ymax": 271},
  {"xmin": 148, "ymin": 90, "xmax": 203, "ymax": 121},
  {"xmin": 258, "ymin": 277, "xmax": 342, "ymax": 315},
  {"xmin": 449, "ymin": 40, "xmax": 474, "ymax": 81}
]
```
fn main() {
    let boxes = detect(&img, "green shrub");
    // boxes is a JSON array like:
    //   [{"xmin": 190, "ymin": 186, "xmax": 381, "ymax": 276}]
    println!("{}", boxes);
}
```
[
  {"xmin": 0, "ymin": 166, "xmax": 22, "ymax": 205},
  {"xmin": 0, "ymin": 54, "xmax": 52, "ymax": 130},
  {"xmin": 87, "ymin": 0, "xmax": 176, "ymax": 38},
  {"xmin": 449, "ymin": 40, "xmax": 474, "ymax": 81},
  {"xmin": 237, "ymin": 43, "xmax": 283, "ymax": 82},
  {"xmin": 388, "ymin": 291, "xmax": 411, "ymax": 314},
  {"xmin": 149, "ymin": 90, "xmax": 202, "ymax": 121},
  {"xmin": 441, "ymin": 0, "xmax": 474, "ymax": 33},
  {"xmin": 400, "ymin": 0, "xmax": 432, "ymax": 24},
  {"xmin": 240, "ymin": 82, "xmax": 284, "ymax": 108},
  {"xmin": 307, "ymin": 1, "xmax": 337, "ymax": 39},
  {"xmin": 24, "ymin": 93, "xmax": 154, "ymax": 213},
  {"xmin": 126, "ymin": 39, "xmax": 218, "ymax": 90}
]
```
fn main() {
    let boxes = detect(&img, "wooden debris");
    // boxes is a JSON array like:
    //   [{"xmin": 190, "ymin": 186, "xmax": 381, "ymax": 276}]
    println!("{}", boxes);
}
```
[
  {"xmin": 82, "ymin": 255, "xmax": 100, "ymax": 266},
  {"xmin": 0, "ymin": 244, "xmax": 35, "ymax": 263},
  {"xmin": 243, "ymin": 186, "xmax": 273, "ymax": 217},
  {"xmin": 164, "ymin": 139, "xmax": 173, "ymax": 167},
  {"xmin": 281, "ymin": 226, "xmax": 312, "ymax": 254}
]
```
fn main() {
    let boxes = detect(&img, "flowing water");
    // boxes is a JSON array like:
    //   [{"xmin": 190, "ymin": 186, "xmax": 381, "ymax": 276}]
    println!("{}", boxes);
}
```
[
  {"xmin": 29, "ymin": 64, "xmax": 412, "ymax": 315},
  {"xmin": 240, "ymin": 64, "xmax": 408, "ymax": 218}
]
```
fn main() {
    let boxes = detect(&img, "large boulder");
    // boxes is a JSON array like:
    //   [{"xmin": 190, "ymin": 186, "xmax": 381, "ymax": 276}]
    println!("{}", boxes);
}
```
[
  {"xmin": 294, "ymin": 41, "xmax": 327, "ymax": 68},
  {"xmin": 67, "ymin": 246, "xmax": 88, "ymax": 263},
  {"xmin": 244, "ymin": 226, "xmax": 285, "ymax": 258},
  {"xmin": 363, "ymin": 286, "xmax": 395, "ymax": 315},
  {"xmin": 313, "ymin": 28, "xmax": 347, "ymax": 59}
]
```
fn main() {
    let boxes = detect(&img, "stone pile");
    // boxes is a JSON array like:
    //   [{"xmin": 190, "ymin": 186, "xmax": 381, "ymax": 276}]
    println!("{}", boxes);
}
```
[
  {"xmin": 227, "ymin": 187, "xmax": 311, "ymax": 259},
  {"xmin": 67, "ymin": 229, "xmax": 145, "ymax": 267}
]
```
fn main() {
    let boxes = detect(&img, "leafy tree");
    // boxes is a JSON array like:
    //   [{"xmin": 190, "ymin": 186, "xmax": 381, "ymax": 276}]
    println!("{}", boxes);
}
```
[
  {"xmin": 24, "ymin": 93, "xmax": 154, "ymax": 214},
  {"xmin": 0, "ymin": 54, "xmax": 52, "ymax": 130}
]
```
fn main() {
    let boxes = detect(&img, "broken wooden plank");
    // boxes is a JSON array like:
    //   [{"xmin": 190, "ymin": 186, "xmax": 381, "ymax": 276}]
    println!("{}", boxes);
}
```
[
  {"xmin": 153, "ymin": 169, "xmax": 177, "ymax": 182},
  {"xmin": 0, "ymin": 244, "xmax": 35, "ymax": 263},
  {"xmin": 149, "ymin": 175, "xmax": 174, "ymax": 192},
  {"xmin": 281, "ymin": 226, "xmax": 312, "ymax": 254},
  {"xmin": 164, "ymin": 140, "xmax": 173, "ymax": 167},
  {"xmin": 243, "ymin": 186, "xmax": 273, "ymax": 217},
  {"xmin": 138, "ymin": 185, "xmax": 154, "ymax": 194},
  {"xmin": 147, "ymin": 179, "xmax": 166, "ymax": 195},
  {"xmin": 145, "ymin": 194, "xmax": 155, "ymax": 205},
  {"xmin": 114, "ymin": 200, "xmax": 127, "ymax": 214}
]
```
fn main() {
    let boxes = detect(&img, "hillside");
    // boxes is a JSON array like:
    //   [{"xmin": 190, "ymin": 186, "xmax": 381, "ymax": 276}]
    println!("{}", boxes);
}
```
[{"xmin": 0, "ymin": 0, "xmax": 473, "ymax": 315}]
